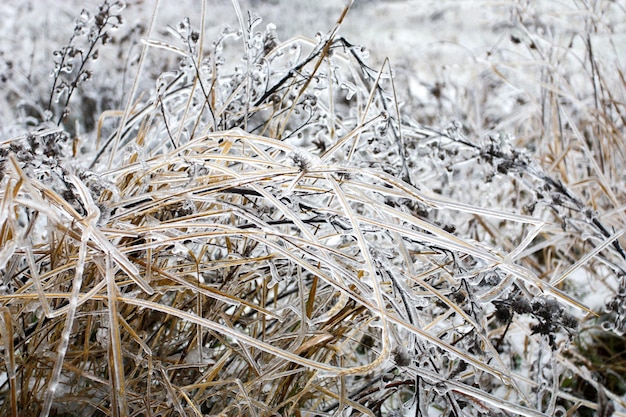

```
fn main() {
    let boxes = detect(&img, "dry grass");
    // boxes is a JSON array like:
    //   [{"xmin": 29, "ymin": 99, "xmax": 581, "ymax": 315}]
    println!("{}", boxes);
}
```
[{"xmin": 1, "ymin": 1, "xmax": 626, "ymax": 416}]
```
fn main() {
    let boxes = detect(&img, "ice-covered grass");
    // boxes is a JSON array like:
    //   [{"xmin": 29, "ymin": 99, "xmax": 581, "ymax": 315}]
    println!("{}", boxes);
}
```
[{"xmin": 1, "ymin": 1, "xmax": 625, "ymax": 416}]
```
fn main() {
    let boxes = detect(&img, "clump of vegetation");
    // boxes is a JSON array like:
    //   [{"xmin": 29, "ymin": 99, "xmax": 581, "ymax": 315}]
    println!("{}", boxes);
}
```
[{"xmin": 1, "ymin": 1, "xmax": 625, "ymax": 416}]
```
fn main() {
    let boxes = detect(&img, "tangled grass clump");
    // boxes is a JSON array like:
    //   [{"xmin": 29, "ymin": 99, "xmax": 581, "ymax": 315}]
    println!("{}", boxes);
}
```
[{"xmin": 1, "ymin": 1, "xmax": 626, "ymax": 416}]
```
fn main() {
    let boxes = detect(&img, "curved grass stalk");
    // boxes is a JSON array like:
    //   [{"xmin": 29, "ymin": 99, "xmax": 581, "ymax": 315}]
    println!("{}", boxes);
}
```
[{"xmin": 39, "ymin": 176, "xmax": 98, "ymax": 417}]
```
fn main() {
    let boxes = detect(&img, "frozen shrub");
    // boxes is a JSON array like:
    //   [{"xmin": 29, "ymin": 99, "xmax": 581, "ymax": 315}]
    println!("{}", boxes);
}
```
[
  {"xmin": 0, "ymin": 1, "xmax": 625, "ymax": 417},
  {"xmin": 47, "ymin": 0, "xmax": 125, "ymax": 126}
]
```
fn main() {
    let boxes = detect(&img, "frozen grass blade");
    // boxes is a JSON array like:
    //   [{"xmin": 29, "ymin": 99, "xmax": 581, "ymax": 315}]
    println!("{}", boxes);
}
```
[
  {"xmin": 0, "ymin": 307, "xmax": 17, "ymax": 417},
  {"xmin": 550, "ymin": 230, "xmax": 624, "ymax": 286},
  {"xmin": 104, "ymin": 0, "xmax": 161, "ymax": 170},
  {"xmin": 39, "ymin": 199, "xmax": 91, "ymax": 417},
  {"xmin": 2, "ymin": 1, "xmax": 626, "ymax": 415},
  {"xmin": 105, "ymin": 254, "xmax": 127, "ymax": 417}
]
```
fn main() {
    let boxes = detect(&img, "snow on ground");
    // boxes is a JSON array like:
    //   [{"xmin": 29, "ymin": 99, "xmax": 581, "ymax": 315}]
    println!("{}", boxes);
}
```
[{"xmin": 4, "ymin": 0, "xmax": 624, "ymax": 140}]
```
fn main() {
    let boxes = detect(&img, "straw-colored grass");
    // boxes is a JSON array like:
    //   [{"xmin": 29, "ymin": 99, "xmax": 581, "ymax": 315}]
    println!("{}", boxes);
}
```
[{"xmin": 1, "ymin": 1, "xmax": 625, "ymax": 416}]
